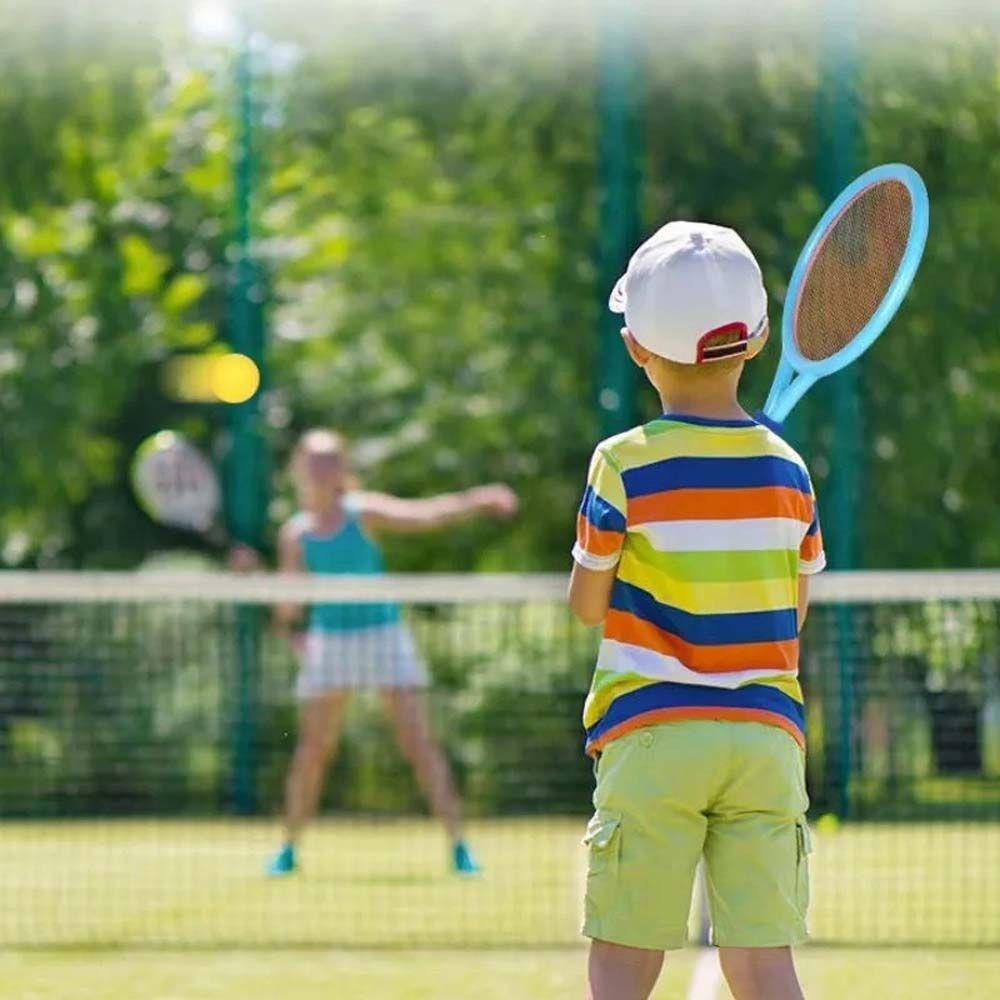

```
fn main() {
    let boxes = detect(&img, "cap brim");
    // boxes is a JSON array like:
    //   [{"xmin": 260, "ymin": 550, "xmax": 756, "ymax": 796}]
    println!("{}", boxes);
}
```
[{"xmin": 608, "ymin": 274, "xmax": 627, "ymax": 314}]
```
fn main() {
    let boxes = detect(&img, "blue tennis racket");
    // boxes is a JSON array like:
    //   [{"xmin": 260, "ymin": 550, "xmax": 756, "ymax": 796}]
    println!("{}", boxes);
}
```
[{"xmin": 762, "ymin": 163, "xmax": 929, "ymax": 422}]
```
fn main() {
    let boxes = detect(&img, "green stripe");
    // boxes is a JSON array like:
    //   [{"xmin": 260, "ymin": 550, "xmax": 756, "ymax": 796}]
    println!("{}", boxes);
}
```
[
  {"xmin": 642, "ymin": 419, "xmax": 681, "ymax": 439},
  {"xmin": 591, "ymin": 667, "xmax": 651, "ymax": 688},
  {"xmin": 626, "ymin": 532, "xmax": 797, "ymax": 583}
]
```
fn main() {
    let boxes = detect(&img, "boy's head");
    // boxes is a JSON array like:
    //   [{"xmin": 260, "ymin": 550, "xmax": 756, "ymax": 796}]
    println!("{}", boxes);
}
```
[{"xmin": 610, "ymin": 221, "xmax": 769, "ymax": 395}]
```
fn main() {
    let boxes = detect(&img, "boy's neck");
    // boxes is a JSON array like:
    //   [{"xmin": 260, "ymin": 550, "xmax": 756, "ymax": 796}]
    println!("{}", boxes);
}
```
[{"xmin": 656, "ymin": 377, "xmax": 749, "ymax": 422}]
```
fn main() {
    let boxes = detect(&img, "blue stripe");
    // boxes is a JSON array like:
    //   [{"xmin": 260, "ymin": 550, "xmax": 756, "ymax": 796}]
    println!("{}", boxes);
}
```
[
  {"xmin": 611, "ymin": 579, "xmax": 799, "ymax": 646},
  {"xmin": 622, "ymin": 455, "xmax": 811, "ymax": 498},
  {"xmin": 752, "ymin": 410, "xmax": 787, "ymax": 436},
  {"xmin": 579, "ymin": 485, "xmax": 626, "ymax": 534},
  {"xmin": 585, "ymin": 681, "xmax": 806, "ymax": 748}
]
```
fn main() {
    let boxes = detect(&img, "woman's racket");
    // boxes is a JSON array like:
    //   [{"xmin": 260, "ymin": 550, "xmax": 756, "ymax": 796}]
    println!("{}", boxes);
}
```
[
  {"xmin": 131, "ymin": 430, "xmax": 223, "ymax": 536},
  {"xmin": 762, "ymin": 163, "xmax": 929, "ymax": 422}
]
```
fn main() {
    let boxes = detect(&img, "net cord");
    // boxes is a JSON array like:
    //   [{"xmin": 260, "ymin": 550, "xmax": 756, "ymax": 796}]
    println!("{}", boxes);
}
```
[{"xmin": 1, "ymin": 570, "xmax": 999, "ymax": 604}]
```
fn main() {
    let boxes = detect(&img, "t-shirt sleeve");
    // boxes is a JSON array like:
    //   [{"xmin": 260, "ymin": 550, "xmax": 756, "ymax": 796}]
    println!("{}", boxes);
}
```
[
  {"xmin": 799, "ymin": 475, "xmax": 826, "ymax": 575},
  {"xmin": 572, "ymin": 447, "xmax": 628, "ymax": 571}
]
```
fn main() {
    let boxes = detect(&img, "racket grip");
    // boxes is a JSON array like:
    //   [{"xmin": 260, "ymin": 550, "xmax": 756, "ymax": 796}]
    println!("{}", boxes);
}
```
[{"xmin": 753, "ymin": 411, "xmax": 787, "ymax": 437}]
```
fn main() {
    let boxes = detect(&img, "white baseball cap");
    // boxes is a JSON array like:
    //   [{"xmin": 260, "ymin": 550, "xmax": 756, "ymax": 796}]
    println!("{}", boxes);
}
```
[{"xmin": 609, "ymin": 221, "xmax": 768, "ymax": 364}]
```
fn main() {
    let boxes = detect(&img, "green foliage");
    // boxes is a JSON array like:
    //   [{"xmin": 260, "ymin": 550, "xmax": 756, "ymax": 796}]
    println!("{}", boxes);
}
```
[
  {"xmin": 0, "ymin": 15, "xmax": 999, "ymax": 570},
  {"xmin": 0, "ymin": 48, "xmax": 232, "ymax": 565}
]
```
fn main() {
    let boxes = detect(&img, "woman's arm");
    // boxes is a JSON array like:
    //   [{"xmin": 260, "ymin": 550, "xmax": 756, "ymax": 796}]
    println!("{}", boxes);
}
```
[
  {"xmin": 274, "ymin": 520, "xmax": 306, "ymax": 629},
  {"xmin": 357, "ymin": 484, "xmax": 518, "ymax": 534},
  {"xmin": 568, "ymin": 561, "xmax": 617, "ymax": 628}
]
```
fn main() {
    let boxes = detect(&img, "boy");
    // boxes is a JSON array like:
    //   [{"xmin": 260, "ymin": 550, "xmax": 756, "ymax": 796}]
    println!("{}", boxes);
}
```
[{"xmin": 569, "ymin": 222, "xmax": 825, "ymax": 1000}]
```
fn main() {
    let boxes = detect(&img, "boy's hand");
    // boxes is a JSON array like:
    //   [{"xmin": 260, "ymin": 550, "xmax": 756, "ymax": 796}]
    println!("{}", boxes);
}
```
[{"xmin": 467, "ymin": 484, "xmax": 519, "ymax": 519}]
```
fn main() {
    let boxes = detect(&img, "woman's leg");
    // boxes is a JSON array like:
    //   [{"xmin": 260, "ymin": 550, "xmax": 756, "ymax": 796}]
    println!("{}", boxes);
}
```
[
  {"xmin": 283, "ymin": 691, "xmax": 351, "ymax": 844},
  {"xmin": 380, "ymin": 688, "xmax": 462, "ymax": 841}
]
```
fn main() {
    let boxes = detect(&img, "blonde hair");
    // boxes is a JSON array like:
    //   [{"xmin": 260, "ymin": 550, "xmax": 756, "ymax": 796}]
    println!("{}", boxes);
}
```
[
  {"xmin": 294, "ymin": 428, "xmax": 349, "ymax": 460},
  {"xmin": 291, "ymin": 428, "xmax": 360, "ymax": 488}
]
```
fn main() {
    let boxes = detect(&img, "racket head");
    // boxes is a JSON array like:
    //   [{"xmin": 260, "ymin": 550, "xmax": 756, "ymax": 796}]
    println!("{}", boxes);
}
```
[
  {"xmin": 131, "ymin": 430, "xmax": 221, "ymax": 534},
  {"xmin": 780, "ymin": 163, "xmax": 929, "ymax": 378}
]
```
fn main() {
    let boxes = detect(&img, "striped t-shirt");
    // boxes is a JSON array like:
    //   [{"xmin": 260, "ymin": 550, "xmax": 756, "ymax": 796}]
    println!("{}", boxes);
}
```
[{"xmin": 572, "ymin": 413, "xmax": 825, "ymax": 757}]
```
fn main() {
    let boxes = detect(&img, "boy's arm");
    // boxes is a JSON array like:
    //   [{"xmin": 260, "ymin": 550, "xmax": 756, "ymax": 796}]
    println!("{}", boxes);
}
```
[
  {"xmin": 798, "ymin": 470, "xmax": 825, "ymax": 630},
  {"xmin": 570, "ymin": 446, "xmax": 627, "ymax": 627},
  {"xmin": 797, "ymin": 574, "xmax": 811, "ymax": 630},
  {"xmin": 357, "ymin": 485, "xmax": 518, "ymax": 534},
  {"xmin": 568, "ymin": 562, "xmax": 617, "ymax": 628}
]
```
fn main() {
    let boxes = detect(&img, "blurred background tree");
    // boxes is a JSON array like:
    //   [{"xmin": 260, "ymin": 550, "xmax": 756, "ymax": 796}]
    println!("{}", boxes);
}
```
[{"xmin": 0, "ymin": 1, "xmax": 998, "ymax": 571}]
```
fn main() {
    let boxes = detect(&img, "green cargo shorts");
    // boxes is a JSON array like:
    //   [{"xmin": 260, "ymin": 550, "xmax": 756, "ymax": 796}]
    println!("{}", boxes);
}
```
[{"xmin": 582, "ymin": 720, "xmax": 811, "ymax": 951}]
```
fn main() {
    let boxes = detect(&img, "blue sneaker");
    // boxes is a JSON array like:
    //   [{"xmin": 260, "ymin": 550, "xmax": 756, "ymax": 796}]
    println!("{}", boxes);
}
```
[
  {"xmin": 452, "ymin": 839, "xmax": 481, "ymax": 876},
  {"xmin": 265, "ymin": 842, "xmax": 296, "ymax": 877}
]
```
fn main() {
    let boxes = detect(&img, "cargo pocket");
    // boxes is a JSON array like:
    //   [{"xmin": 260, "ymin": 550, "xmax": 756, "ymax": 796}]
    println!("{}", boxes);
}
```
[
  {"xmin": 795, "ymin": 818, "xmax": 813, "ymax": 914},
  {"xmin": 583, "ymin": 809, "xmax": 622, "ymax": 915},
  {"xmin": 584, "ymin": 809, "xmax": 622, "ymax": 868}
]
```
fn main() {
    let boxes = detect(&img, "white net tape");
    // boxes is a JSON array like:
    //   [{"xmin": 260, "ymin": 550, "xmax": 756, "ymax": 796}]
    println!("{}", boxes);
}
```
[{"xmin": 1, "ymin": 570, "xmax": 999, "ymax": 604}]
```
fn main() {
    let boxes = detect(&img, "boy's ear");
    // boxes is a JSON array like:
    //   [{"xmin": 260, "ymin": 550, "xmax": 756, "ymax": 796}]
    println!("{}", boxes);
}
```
[
  {"xmin": 745, "ymin": 323, "xmax": 770, "ymax": 361},
  {"xmin": 621, "ymin": 328, "xmax": 653, "ymax": 368}
]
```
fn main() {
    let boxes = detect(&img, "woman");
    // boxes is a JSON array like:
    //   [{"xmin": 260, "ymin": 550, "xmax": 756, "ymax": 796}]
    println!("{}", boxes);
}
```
[{"xmin": 254, "ymin": 428, "xmax": 517, "ymax": 877}]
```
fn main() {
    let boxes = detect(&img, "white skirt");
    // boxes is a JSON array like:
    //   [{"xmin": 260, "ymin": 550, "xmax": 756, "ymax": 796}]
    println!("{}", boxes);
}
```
[{"xmin": 296, "ymin": 623, "xmax": 430, "ymax": 698}]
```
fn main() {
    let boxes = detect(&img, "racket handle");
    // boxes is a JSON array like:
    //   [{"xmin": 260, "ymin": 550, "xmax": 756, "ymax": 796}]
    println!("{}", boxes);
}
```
[
  {"xmin": 763, "ymin": 356, "xmax": 794, "ymax": 414},
  {"xmin": 764, "ymin": 369, "xmax": 817, "ymax": 422}
]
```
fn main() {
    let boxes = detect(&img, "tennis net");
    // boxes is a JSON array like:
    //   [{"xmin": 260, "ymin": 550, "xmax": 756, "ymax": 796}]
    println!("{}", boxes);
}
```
[{"xmin": 0, "ymin": 570, "xmax": 997, "ymax": 947}]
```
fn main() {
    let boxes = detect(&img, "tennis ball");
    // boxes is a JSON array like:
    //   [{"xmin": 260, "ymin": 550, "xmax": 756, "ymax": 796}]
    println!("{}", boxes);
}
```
[
  {"xmin": 815, "ymin": 813, "xmax": 840, "ymax": 835},
  {"xmin": 211, "ymin": 352, "xmax": 260, "ymax": 404}
]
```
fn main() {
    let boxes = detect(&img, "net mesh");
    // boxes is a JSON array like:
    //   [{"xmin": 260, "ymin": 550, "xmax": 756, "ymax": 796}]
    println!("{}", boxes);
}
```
[
  {"xmin": 0, "ymin": 571, "xmax": 998, "ymax": 948},
  {"xmin": 794, "ymin": 179, "xmax": 912, "ymax": 361}
]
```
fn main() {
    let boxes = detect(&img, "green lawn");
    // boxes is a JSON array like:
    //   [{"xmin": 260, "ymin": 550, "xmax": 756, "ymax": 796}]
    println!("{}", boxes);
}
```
[
  {"xmin": 4, "ymin": 948, "xmax": 1000, "ymax": 1000},
  {"xmin": 0, "ymin": 817, "xmax": 997, "ymax": 948},
  {"xmin": 1, "ymin": 817, "xmax": 998, "ymax": 998}
]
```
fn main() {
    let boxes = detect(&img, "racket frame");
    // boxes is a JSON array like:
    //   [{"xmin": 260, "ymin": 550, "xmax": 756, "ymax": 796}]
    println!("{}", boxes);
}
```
[
  {"xmin": 764, "ymin": 163, "xmax": 929, "ymax": 421},
  {"xmin": 130, "ymin": 430, "xmax": 223, "ymax": 534}
]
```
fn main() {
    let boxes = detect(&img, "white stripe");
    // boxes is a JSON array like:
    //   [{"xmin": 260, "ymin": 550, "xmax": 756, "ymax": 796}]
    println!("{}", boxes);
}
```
[
  {"xmin": 685, "ymin": 949, "xmax": 723, "ymax": 1000},
  {"xmin": 571, "ymin": 543, "xmax": 621, "ymax": 572},
  {"xmin": 598, "ymin": 638, "xmax": 793, "ymax": 689},
  {"xmin": 635, "ymin": 517, "xmax": 806, "ymax": 552},
  {"xmin": 800, "ymin": 553, "xmax": 827, "ymax": 576}
]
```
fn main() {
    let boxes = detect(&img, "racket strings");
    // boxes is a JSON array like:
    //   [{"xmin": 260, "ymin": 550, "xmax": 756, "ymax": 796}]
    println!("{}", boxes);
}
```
[
  {"xmin": 794, "ymin": 179, "xmax": 912, "ymax": 362},
  {"xmin": 134, "ymin": 436, "xmax": 221, "ymax": 532}
]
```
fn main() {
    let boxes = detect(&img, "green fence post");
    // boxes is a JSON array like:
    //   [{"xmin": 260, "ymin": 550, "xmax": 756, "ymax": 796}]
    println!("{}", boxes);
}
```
[
  {"xmin": 226, "ymin": 24, "xmax": 268, "ymax": 817},
  {"xmin": 596, "ymin": 0, "xmax": 643, "ymax": 438},
  {"xmin": 820, "ymin": 0, "xmax": 860, "ymax": 819}
]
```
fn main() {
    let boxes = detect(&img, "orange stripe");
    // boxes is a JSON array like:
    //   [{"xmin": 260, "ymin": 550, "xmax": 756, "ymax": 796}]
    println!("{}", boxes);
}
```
[
  {"xmin": 576, "ymin": 514, "xmax": 623, "ymax": 557},
  {"xmin": 800, "ymin": 532, "xmax": 823, "ymax": 563},
  {"xmin": 604, "ymin": 608, "xmax": 799, "ymax": 673},
  {"xmin": 586, "ymin": 707, "xmax": 806, "ymax": 756},
  {"xmin": 629, "ymin": 486, "xmax": 812, "ymax": 525}
]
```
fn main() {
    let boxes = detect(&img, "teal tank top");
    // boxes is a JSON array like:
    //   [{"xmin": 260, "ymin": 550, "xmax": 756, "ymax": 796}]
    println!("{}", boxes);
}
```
[{"xmin": 299, "ymin": 505, "xmax": 400, "ymax": 632}]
